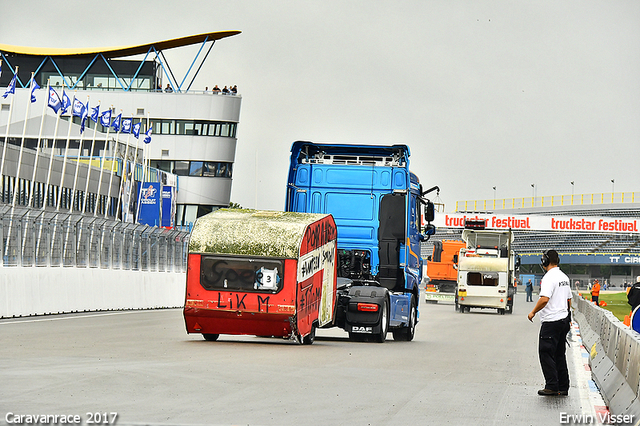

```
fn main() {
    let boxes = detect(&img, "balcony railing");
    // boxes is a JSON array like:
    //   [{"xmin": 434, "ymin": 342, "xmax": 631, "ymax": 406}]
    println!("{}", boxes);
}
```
[{"xmin": 456, "ymin": 192, "xmax": 640, "ymax": 212}]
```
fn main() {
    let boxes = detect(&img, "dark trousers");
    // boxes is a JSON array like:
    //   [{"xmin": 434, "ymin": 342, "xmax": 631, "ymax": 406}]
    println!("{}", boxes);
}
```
[
  {"xmin": 539, "ymin": 315, "xmax": 571, "ymax": 392},
  {"xmin": 592, "ymin": 295, "xmax": 599, "ymax": 306}
]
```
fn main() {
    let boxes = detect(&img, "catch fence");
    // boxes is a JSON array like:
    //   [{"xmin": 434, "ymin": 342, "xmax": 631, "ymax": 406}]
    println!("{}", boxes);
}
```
[{"xmin": 0, "ymin": 205, "xmax": 189, "ymax": 272}]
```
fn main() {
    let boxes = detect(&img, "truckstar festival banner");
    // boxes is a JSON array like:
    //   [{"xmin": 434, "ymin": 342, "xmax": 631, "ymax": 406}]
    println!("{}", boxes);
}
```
[{"xmin": 434, "ymin": 213, "xmax": 640, "ymax": 234}]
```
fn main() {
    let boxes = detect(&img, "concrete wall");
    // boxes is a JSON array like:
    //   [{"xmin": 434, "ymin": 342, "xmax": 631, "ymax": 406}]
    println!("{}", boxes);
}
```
[
  {"xmin": 0, "ymin": 267, "xmax": 186, "ymax": 318},
  {"xmin": 573, "ymin": 293, "xmax": 640, "ymax": 422}
]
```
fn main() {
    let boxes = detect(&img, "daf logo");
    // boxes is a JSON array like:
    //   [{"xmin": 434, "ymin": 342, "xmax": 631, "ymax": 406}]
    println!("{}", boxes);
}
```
[{"xmin": 351, "ymin": 326, "xmax": 372, "ymax": 334}]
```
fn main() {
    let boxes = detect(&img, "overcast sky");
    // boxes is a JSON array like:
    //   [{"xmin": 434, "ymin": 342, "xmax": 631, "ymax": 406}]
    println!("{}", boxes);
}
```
[{"xmin": 3, "ymin": 1, "xmax": 640, "ymax": 212}]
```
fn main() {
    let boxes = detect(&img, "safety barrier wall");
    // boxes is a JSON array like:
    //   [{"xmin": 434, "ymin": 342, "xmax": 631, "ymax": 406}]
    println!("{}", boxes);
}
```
[
  {"xmin": 573, "ymin": 292, "xmax": 640, "ymax": 421},
  {"xmin": 0, "ymin": 267, "xmax": 186, "ymax": 318},
  {"xmin": 0, "ymin": 208, "xmax": 191, "ymax": 318}
]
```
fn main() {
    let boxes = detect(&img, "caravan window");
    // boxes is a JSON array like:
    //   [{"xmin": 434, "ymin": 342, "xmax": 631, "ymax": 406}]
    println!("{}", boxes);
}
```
[
  {"xmin": 467, "ymin": 272, "xmax": 499, "ymax": 286},
  {"xmin": 200, "ymin": 255, "xmax": 284, "ymax": 293}
]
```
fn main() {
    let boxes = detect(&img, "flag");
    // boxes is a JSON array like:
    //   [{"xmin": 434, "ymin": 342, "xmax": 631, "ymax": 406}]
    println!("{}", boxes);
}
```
[
  {"xmin": 90, "ymin": 104, "xmax": 100, "ymax": 122},
  {"xmin": 80, "ymin": 100, "xmax": 89, "ymax": 134},
  {"xmin": 143, "ymin": 128, "xmax": 152, "ymax": 144},
  {"xmin": 100, "ymin": 110, "xmax": 112, "ymax": 128},
  {"xmin": 132, "ymin": 122, "xmax": 141, "ymax": 138},
  {"xmin": 111, "ymin": 113, "xmax": 121, "ymax": 132},
  {"xmin": 2, "ymin": 74, "xmax": 16, "ymax": 98},
  {"xmin": 61, "ymin": 90, "xmax": 71, "ymax": 114},
  {"xmin": 30, "ymin": 75, "xmax": 40, "ymax": 103},
  {"xmin": 72, "ymin": 97, "xmax": 86, "ymax": 117},
  {"xmin": 47, "ymin": 87, "xmax": 62, "ymax": 113},
  {"xmin": 121, "ymin": 117, "xmax": 132, "ymax": 134}
]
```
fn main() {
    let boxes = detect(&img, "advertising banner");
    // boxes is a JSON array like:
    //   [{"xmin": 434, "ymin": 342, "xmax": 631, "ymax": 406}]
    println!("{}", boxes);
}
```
[
  {"xmin": 138, "ymin": 182, "xmax": 161, "ymax": 226},
  {"xmin": 434, "ymin": 213, "xmax": 640, "ymax": 234}
]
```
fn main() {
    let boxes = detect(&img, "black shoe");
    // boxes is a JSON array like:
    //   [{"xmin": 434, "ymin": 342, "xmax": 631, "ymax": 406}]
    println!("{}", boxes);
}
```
[
  {"xmin": 538, "ymin": 389, "xmax": 559, "ymax": 396},
  {"xmin": 558, "ymin": 390, "xmax": 568, "ymax": 396}
]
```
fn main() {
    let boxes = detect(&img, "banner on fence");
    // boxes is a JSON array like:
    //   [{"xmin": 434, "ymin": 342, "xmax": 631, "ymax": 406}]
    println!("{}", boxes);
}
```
[{"xmin": 137, "ymin": 182, "xmax": 161, "ymax": 227}]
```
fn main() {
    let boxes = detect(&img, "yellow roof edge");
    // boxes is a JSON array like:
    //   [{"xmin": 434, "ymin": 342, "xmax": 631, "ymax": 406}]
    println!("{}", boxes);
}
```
[{"xmin": 0, "ymin": 30, "xmax": 241, "ymax": 58}]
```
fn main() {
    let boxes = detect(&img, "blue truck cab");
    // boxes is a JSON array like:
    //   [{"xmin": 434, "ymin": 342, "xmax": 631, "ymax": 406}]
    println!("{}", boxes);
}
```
[{"xmin": 286, "ymin": 141, "xmax": 437, "ymax": 342}]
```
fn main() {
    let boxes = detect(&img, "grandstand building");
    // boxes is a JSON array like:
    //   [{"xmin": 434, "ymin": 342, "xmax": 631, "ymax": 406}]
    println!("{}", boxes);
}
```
[
  {"xmin": 0, "ymin": 31, "xmax": 241, "ymax": 227},
  {"xmin": 424, "ymin": 193, "xmax": 640, "ymax": 289}
]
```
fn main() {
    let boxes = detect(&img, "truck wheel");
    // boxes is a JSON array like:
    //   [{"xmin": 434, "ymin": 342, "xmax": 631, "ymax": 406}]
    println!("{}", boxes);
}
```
[
  {"xmin": 302, "ymin": 325, "xmax": 316, "ymax": 345},
  {"xmin": 374, "ymin": 298, "xmax": 389, "ymax": 343},
  {"xmin": 202, "ymin": 333, "xmax": 219, "ymax": 341},
  {"xmin": 393, "ymin": 295, "xmax": 416, "ymax": 341}
]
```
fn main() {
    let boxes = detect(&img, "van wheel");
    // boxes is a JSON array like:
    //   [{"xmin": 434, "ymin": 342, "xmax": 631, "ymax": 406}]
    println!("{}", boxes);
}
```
[
  {"xmin": 302, "ymin": 325, "xmax": 316, "ymax": 345},
  {"xmin": 393, "ymin": 295, "xmax": 416, "ymax": 341},
  {"xmin": 202, "ymin": 333, "xmax": 219, "ymax": 341},
  {"xmin": 374, "ymin": 298, "xmax": 389, "ymax": 343}
]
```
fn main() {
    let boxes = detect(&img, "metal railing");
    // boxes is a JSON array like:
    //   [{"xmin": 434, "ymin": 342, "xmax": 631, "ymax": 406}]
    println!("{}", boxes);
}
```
[
  {"xmin": 0, "ymin": 205, "xmax": 189, "ymax": 271},
  {"xmin": 456, "ymin": 192, "xmax": 640, "ymax": 212}
]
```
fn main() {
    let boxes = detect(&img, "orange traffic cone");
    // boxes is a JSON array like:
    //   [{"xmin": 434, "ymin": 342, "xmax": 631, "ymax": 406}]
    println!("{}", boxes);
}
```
[{"xmin": 624, "ymin": 314, "xmax": 631, "ymax": 327}]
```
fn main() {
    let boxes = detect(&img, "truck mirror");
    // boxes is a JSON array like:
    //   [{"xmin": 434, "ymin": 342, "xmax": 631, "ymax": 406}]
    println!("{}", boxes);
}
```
[
  {"xmin": 424, "ymin": 223, "xmax": 436, "ymax": 236},
  {"xmin": 425, "ymin": 200, "xmax": 435, "ymax": 223}
]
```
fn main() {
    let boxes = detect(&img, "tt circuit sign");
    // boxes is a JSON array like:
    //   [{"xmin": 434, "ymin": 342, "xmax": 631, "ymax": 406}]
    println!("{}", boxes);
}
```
[
  {"xmin": 435, "ymin": 213, "xmax": 640, "ymax": 234},
  {"xmin": 519, "ymin": 253, "xmax": 640, "ymax": 265}
]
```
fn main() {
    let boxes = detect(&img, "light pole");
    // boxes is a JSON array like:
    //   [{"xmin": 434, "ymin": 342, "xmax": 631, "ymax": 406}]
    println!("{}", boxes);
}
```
[
  {"xmin": 571, "ymin": 181, "xmax": 574, "ymax": 196},
  {"xmin": 493, "ymin": 186, "xmax": 496, "ymax": 199},
  {"xmin": 611, "ymin": 179, "xmax": 615, "ymax": 194}
]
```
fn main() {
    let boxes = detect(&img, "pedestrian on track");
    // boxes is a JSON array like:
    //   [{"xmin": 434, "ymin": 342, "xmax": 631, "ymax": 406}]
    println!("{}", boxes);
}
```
[{"xmin": 527, "ymin": 249, "xmax": 572, "ymax": 397}]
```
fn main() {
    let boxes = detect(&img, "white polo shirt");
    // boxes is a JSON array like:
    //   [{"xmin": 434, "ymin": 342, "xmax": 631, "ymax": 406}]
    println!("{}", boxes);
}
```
[{"xmin": 539, "ymin": 266, "xmax": 572, "ymax": 322}]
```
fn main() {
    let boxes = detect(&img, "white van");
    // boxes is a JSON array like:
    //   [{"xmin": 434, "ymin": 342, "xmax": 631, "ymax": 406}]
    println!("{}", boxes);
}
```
[{"xmin": 455, "ymin": 228, "xmax": 516, "ymax": 315}]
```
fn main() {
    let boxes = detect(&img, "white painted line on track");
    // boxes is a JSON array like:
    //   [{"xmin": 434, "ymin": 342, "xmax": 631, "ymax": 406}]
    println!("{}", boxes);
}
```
[{"xmin": 0, "ymin": 310, "xmax": 152, "ymax": 325}]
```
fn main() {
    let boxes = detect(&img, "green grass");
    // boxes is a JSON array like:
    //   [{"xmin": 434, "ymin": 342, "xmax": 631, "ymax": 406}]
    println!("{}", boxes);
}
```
[{"xmin": 578, "ymin": 291, "xmax": 632, "ymax": 321}]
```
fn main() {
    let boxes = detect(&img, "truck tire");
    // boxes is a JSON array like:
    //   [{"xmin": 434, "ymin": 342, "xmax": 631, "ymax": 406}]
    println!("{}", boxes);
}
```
[
  {"xmin": 393, "ymin": 295, "xmax": 416, "ymax": 341},
  {"xmin": 202, "ymin": 333, "xmax": 219, "ymax": 341},
  {"xmin": 374, "ymin": 298, "xmax": 389, "ymax": 343}
]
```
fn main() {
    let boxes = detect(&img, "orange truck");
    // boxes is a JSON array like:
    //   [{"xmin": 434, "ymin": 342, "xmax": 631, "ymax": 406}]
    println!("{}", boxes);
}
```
[{"xmin": 424, "ymin": 240, "xmax": 465, "ymax": 303}]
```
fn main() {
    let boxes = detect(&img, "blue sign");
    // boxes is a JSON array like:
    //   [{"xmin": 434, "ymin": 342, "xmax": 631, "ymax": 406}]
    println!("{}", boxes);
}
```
[
  {"xmin": 161, "ymin": 185, "xmax": 175, "ymax": 229},
  {"xmin": 137, "ymin": 182, "xmax": 161, "ymax": 226}
]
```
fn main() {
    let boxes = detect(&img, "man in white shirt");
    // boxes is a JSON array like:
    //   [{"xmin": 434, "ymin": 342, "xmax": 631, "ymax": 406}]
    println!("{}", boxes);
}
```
[{"xmin": 527, "ymin": 249, "xmax": 572, "ymax": 396}]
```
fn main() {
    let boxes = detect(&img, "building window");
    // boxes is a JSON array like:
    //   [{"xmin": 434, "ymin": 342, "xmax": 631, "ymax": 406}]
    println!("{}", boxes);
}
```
[
  {"xmin": 173, "ymin": 161, "xmax": 189, "ymax": 176},
  {"xmin": 189, "ymin": 161, "xmax": 204, "ymax": 176},
  {"xmin": 149, "ymin": 119, "xmax": 237, "ymax": 138}
]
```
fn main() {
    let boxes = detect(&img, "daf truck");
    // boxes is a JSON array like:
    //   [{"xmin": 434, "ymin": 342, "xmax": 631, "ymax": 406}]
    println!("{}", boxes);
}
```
[{"xmin": 285, "ymin": 141, "xmax": 437, "ymax": 341}]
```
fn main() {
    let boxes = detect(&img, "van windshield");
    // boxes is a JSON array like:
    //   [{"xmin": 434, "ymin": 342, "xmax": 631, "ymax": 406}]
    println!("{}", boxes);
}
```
[
  {"xmin": 200, "ymin": 255, "xmax": 284, "ymax": 292},
  {"xmin": 467, "ymin": 271, "xmax": 499, "ymax": 286}
]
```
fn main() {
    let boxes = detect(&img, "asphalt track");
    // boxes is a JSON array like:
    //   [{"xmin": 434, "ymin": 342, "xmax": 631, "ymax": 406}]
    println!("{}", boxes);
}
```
[{"xmin": 0, "ymin": 292, "xmax": 599, "ymax": 426}]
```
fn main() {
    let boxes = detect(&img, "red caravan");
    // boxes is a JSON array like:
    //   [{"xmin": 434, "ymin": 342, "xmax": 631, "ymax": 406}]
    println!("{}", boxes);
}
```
[{"xmin": 183, "ymin": 209, "xmax": 337, "ymax": 344}]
